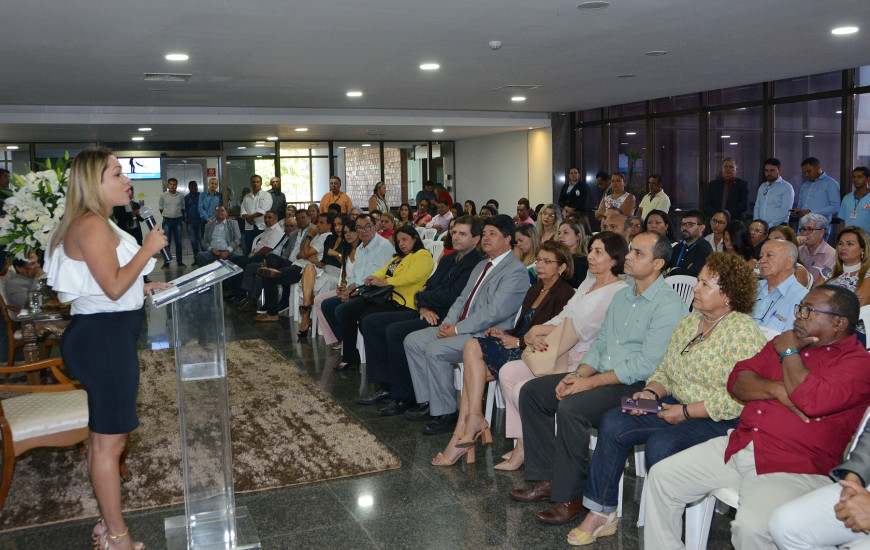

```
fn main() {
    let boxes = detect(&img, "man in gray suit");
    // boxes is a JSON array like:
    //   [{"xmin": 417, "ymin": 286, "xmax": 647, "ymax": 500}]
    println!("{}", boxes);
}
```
[
  {"xmin": 195, "ymin": 205, "xmax": 242, "ymax": 266},
  {"xmin": 405, "ymin": 215, "xmax": 530, "ymax": 435}
]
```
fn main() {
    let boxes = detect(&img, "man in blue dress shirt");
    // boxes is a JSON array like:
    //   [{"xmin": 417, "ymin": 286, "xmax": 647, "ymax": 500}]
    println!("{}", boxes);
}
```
[
  {"xmin": 795, "ymin": 157, "xmax": 840, "ymax": 232},
  {"xmin": 752, "ymin": 239, "xmax": 809, "ymax": 332},
  {"xmin": 837, "ymin": 167, "xmax": 870, "ymax": 237},
  {"xmin": 754, "ymin": 158, "xmax": 794, "ymax": 228}
]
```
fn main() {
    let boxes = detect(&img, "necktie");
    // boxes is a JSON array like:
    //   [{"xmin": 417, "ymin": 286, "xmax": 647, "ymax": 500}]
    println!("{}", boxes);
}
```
[
  {"xmin": 721, "ymin": 179, "xmax": 733, "ymax": 209},
  {"xmin": 458, "ymin": 261, "xmax": 493, "ymax": 321}
]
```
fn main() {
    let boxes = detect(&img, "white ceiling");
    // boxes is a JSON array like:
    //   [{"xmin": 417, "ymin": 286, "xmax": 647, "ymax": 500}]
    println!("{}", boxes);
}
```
[{"xmin": 1, "ymin": 0, "xmax": 869, "ymax": 143}]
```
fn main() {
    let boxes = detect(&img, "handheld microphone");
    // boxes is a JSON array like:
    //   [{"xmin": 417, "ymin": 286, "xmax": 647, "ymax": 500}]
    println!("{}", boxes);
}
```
[{"xmin": 139, "ymin": 206, "xmax": 172, "ymax": 263}]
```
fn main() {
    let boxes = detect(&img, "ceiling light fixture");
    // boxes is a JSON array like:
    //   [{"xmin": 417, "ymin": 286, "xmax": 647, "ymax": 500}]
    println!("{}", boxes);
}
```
[
  {"xmin": 577, "ymin": 1, "xmax": 609, "ymax": 10},
  {"xmin": 138, "ymin": 127, "xmax": 152, "ymax": 132},
  {"xmin": 832, "ymin": 26, "xmax": 859, "ymax": 35},
  {"xmin": 805, "ymin": 135, "xmax": 815, "ymax": 138},
  {"xmin": 432, "ymin": 128, "xmax": 444, "ymax": 133},
  {"xmin": 346, "ymin": 91, "xmax": 363, "ymax": 97},
  {"xmin": 617, "ymin": 74, "xmax": 635, "ymax": 79},
  {"xmin": 267, "ymin": 136, "xmax": 278, "ymax": 141},
  {"xmin": 512, "ymin": 96, "xmax": 526, "ymax": 102},
  {"xmin": 295, "ymin": 128, "xmax": 308, "ymax": 132},
  {"xmin": 721, "ymin": 135, "xmax": 731, "ymax": 138},
  {"xmin": 420, "ymin": 63, "xmax": 440, "ymax": 71},
  {"xmin": 237, "ymin": 146, "xmax": 246, "ymax": 150},
  {"xmin": 645, "ymin": 50, "xmax": 668, "ymax": 56},
  {"xmin": 729, "ymin": 142, "xmax": 739, "ymax": 145},
  {"xmin": 361, "ymin": 144, "xmax": 371, "ymax": 147},
  {"xmin": 132, "ymin": 137, "xmax": 145, "ymax": 141},
  {"xmin": 626, "ymin": 132, "xmax": 637, "ymax": 136},
  {"xmin": 836, "ymin": 110, "xmax": 843, "ymax": 114},
  {"xmin": 255, "ymin": 144, "xmax": 266, "ymax": 147},
  {"xmin": 6, "ymin": 145, "xmax": 19, "ymax": 150},
  {"xmin": 165, "ymin": 53, "xmax": 189, "ymax": 61}
]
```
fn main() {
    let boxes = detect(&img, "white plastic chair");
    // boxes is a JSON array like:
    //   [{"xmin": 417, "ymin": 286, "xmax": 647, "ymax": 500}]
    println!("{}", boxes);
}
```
[
  {"xmin": 860, "ymin": 305, "xmax": 870, "ymax": 350},
  {"xmin": 665, "ymin": 275, "xmax": 697, "ymax": 309},
  {"xmin": 426, "ymin": 241, "xmax": 444, "ymax": 263},
  {"xmin": 588, "ymin": 433, "xmax": 646, "ymax": 519},
  {"xmin": 415, "ymin": 226, "xmax": 426, "ymax": 237},
  {"xmin": 423, "ymin": 228, "xmax": 437, "ymax": 240},
  {"xmin": 454, "ymin": 362, "xmax": 505, "ymax": 426}
]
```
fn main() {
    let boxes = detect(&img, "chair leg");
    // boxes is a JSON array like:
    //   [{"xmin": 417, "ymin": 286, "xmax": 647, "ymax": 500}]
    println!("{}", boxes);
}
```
[
  {"xmin": 0, "ymin": 432, "xmax": 15, "ymax": 509},
  {"xmin": 685, "ymin": 495, "xmax": 717, "ymax": 550},
  {"xmin": 119, "ymin": 434, "xmax": 132, "ymax": 483},
  {"xmin": 485, "ymin": 380, "xmax": 496, "ymax": 425},
  {"xmin": 637, "ymin": 478, "xmax": 647, "ymax": 527},
  {"xmin": 617, "ymin": 472, "xmax": 624, "ymax": 518}
]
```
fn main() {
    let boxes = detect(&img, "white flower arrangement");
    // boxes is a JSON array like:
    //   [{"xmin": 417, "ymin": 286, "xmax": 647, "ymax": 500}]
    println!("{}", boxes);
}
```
[{"xmin": 0, "ymin": 154, "xmax": 69, "ymax": 260}]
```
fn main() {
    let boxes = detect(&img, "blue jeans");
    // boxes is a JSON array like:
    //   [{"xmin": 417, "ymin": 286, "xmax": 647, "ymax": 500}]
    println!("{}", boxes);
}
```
[
  {"xmin": 582, "ymin": 397, "xmax": 739, "ymax": 513},
  {"xmin": 162, "ymin": 217, "xmax": 183, "ymax": 263},
  {"xmin": 186, "ymin": 219, "xmax": 203, "ymax": 254}
]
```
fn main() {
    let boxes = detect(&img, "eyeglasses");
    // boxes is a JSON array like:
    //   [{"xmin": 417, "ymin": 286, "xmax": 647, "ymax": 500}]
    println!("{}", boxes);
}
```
[
  {"xmin": 748, "ymin": 228, "xmax": 766, "ymax": 235},
  {"xmin": 709, "ymin": 219, "xmax": 726, "ymax": 226},
  {"xmin": 534, "ymin": 257, "xmax": 559, "ymax": 265},
  {"xmin": 794, "ymin": 304, "xmax": 841, "ymax": 320},
  {"xmin": 680, "ymin": 222, "xmax": 698, "ymax": 228},
  {"xmin": 799, "ymin": 227, "xmax": 824, "ymax": 234},
  {"xmin": 356, "ymin": 224, "xmax": 375, "ymax": 230}
]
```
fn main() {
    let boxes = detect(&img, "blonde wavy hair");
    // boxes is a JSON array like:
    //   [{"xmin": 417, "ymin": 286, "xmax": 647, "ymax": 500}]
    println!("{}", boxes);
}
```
[{"xmin": 49, "ymin": 146, "xmax": 114, "ymax": 252}]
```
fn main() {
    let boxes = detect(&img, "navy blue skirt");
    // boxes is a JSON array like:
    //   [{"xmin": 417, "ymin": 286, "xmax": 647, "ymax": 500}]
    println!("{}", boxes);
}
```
[{"xmin": 60, "ymin": 308, "xmax": 145, "ymax": 434}]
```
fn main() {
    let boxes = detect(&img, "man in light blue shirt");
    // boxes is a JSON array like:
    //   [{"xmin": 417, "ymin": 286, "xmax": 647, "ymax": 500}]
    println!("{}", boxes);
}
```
[
  {"xmin": 510, "ymin": 231, "xmax": 688, "ymax": 523},
  {"xmin": 752, "ymin": 239, "xmax": 809, "ymax": 332},
  {"xmin": 754, "ymin": 158, "xmax": 794, "ymax": 227},
  {"xmin": 837, "ymin": 167, "xmax": 870, "ymax": 237},
  {"xmin": 795, "ymin": 157, "xmax": 840, "ymax": 230}
]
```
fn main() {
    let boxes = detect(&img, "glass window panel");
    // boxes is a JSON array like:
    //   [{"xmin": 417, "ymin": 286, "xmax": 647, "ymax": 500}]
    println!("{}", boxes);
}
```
[
  {"xmin": 224, "ymin": 141, "xmax": 276, "ymax": 158},
  {"xmin": 774, "ymin": 98, "xmax": 842, "ymax": 199},
  {"xmin": 581, "ymin": 108, "xmax": 602, "ymax": 122},
  {"xmin": 578, "ymin": 125, "xmax": 603, "ymax": 209},
  {"xmin": 333, "ymin": 143, "xmax": 381, "ymax": 208},
  {"xmin": 707, "ymin": 107, "xmax": 764, "ymax": 220},
  {"xmin": 607, "ymin": 101, "xmax": 646, "ymax": 119},
  {"xmin": 654, "ymin": 115, "xmax": 700, "ymax": 210},
  {"xmin": 312, "ymin": 157, "xmax": 331, "ymax": 204},
  {"xmin": 654, "ymin": 93, "xmax": 699, "ymax": 113},
  {"xmin": 279, "ymin": 157, "xmax": 312, "ymax": 204},
  {"xmin": 383, "ymin": 147, "xmax": 403, "ymax": 208},
  {"xmin": 859, "ymin": 66, "xmax": 870, "ymax": 88},
  {"xmin": 707, "ymin": 84, "xmax": 763, "ymax": 106},
  {"xmin": 34, "ymin": 142, "xmax": 95, "ymax": 164},
  {"xmin": 608, "ymin": 121, "xmax": 646, "ymax": 201},
  {"xmin": 0, "ymin": 144, "xmax": 32, "ymax": 174},
  {"xmin": 775, "ymin": 70, "xmax": 842, "ymax": 97},
  {"xmin": 856, "ymin": 93, "xmax": 870, "ymax": 169}
]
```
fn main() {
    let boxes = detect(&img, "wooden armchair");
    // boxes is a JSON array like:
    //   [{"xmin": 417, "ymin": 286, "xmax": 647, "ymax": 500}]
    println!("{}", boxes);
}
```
[
  {"xmin": 0, "ymin": 357, "xmax": 130, "ymax": 509},
  {"xmin": 0, "ymin": 278, "xmax": 26, "ymax": 367}
]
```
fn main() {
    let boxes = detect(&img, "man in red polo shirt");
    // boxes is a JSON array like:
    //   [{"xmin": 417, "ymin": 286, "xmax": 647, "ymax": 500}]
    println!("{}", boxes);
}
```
[{"xmin": 644, "ymin": 285, "xmax": 870, "ymax": 550}]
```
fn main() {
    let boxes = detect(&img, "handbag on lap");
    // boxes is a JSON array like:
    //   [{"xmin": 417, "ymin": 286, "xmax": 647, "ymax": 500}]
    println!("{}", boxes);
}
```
[{"xmin": 521, "ymin": 318, "xmax": 579, "ymax": 376}]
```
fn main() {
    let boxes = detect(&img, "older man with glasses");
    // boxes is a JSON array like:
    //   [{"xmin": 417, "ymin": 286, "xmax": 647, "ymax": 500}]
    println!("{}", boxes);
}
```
[
  {"xmin": 752, "ymin": 239, "xmax": 809, "ymax": 332},
  {"xmin": 797, "ymin": 213, "xmax": 836, "ymax": 284}
]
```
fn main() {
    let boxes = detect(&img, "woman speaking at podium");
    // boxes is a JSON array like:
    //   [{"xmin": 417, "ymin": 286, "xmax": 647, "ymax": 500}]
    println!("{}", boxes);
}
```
[{"xmin": 46, "ymin": 146, "xmax": 170, "ymax": 550}]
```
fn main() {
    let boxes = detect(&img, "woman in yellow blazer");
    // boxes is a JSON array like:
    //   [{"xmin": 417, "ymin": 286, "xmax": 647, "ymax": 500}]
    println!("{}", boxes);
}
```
[{"xmin": 336, "ymin": 224, "xmax": 434, "ymax": 370}]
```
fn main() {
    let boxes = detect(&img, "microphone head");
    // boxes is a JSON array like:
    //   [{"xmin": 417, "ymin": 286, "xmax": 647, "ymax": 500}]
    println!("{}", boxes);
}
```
[{"xmin": 139, "ymin": 206, "xmax": 154, "ymax": 219}]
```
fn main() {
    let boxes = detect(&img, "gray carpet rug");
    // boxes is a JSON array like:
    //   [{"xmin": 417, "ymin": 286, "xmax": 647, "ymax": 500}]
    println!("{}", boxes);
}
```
[{"xmin": 0, "ymin": 339, "xmax": 400, "ymax": 532}]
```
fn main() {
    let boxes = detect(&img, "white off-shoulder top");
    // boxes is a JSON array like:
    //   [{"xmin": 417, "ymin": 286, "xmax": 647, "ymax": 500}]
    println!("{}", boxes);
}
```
[{"xmin": 45, "ymin": 220, "xmax": 156, "ymax": 315}]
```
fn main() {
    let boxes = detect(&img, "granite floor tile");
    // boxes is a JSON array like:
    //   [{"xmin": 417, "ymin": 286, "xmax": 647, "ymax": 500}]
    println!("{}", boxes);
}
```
[
  {"xmin": 261, "ymin": 520, "xmax": 378, "ymax": 550},
  {"xmin": 236, "ymin": 483, "xmax": 353, "ymax": 538},
  {"xmin": 327, "ymin": 468, "xmax": 458, "ymax": 521}
]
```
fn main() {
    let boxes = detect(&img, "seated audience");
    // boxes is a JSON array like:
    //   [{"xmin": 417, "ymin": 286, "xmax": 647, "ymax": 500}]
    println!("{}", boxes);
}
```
[
  {"xmin": 625, "ymin": 216, "xmax": 644, "ymax": 243},
  {"xmin": 486, "ymin": 198, "xmax": 500, "ymax": 214},
  {"xmin": 307, "ymin": 202, "xmax": 319, "ymax": 220},
  {"xmin": 644, "ymin": 209, "xmax": 677, "ymax": 242},
  {"xmin": 769, "ymin": 225, "xmax": 812, "ymax": 287},
  {"xmin": 426, "ymin": 199, "xmax": 453, "ymax": 235},
  {"xmin": 508, "ymin": 232, "xmax": 687, "ymax": 526},
  {"xmin": 797, "ymin": 213, "xmax": 836, "ymax": 285},
  {"xmin": 464, "ymin": 200, "xmax": 477, "ymax": 217},
  {"xmin": 357, "ymin": 216, "xmax": 484, "ymax": 415},
  {"xmin": 514, "ymin": 222, "xmax": 540, "ymax": 283},
  {"xmin": 478, "ymin": 205, "xmax": 496, "ymax": 219},
  {"xmin": 822, "ymin": 226, "xmax": 870, "ymax": 306},
  {"xmin": 753, "ymin": 239, "xmax": 808, "ymax": 332},
  {"xmin": 413, "ymin": 199, "xmax": 432, "ymax": 227},
  {"xmin": 378, "ymin": 212, "xmax": 395, "ymax": 244},
  {"xmin": 310, "ymin": 221, "xmax": 358, "ymax": 346},
  {"xmin": 645, "ymin": 286, "xmax": 870, "ymax": 550},
  {"xmin": 405, "ymin": 215, "xmax": 530, "ymax": 435},
  {"xmin": 570, "ymin": 253, "xmax": 766, "ymax": 545},
  {"xmin": 601, "ymin": 212, "xmax": 628, "ymax": 242},
  {"xmin": 396, "ymin": 202, "xmax": 413, "ymax": 225},
  {"xmin": 769, "ymin": 409, "xmax": 870, "ymax": 549},
  {"xmin": 226, "ymin": 210, "xmax": 284, "ymax": 300},
  {"xmin": 666, "ymin": 210, "xmax": 713, "ymax": 277},
  {"xmin": 336, "ymin": 225, "xmax": 434, "ymax": 370},
  {"xmin": 704, "ymin": 209, "xmax": 730, "ymax": 253},
  {"xmin": 449, "ymin": 203, "xmax": 463, "ymax": 220},
  {"xmin": 196, "ymin": 205, "xmax": 243, "ymax": 267},
  {"xmin": 537, "ymin": 203, "xmax": 561, "ymax": 244},
  {"xmin": 433, "ymin": 241, "xmax": 575, "ymax": 466},
  {"xmin": 750, "ymin": 218, "xmax": 770, "ymax": 257},
  {"xmin": 557, "ymin": 220, "xmax": 589, "ymax": 287},
  {"xmin": 349, "ymin": 206, "xmax": 362, "ymax": 221},
  {"xmin": 595, "ymin": 172, "xmax": 635, "ymax": 221},
  {"xmin": 318, "ymin": 214, "xmax": 395, "ymax": 349},
  {"xmin": 495, "ymin": 232, "xmax": 629, "ymax": 471},
  {"xmin": 724, "ymin": 220, "xmax": 757, "ymax": 269},
  {"xmin": 5, "ymin": 253, "xmax": 44, "ymax": 309},
  {"xmin": 516, "ymin": 198, "xmax": 536, "ymax": 226},
  {"xmin": 635, "ymin": 174, "xmax": 670, "ymax": 220}
]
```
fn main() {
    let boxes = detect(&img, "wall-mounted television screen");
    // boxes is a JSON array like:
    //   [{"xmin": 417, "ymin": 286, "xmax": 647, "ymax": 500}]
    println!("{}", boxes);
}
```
[{"xmin": 118, "ymin": 157, "xmax": 161, "ymax": 180}]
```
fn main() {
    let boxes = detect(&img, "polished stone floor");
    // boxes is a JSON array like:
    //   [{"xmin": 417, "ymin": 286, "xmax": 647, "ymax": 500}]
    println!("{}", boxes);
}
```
[{"xmin": 0, "ymin": 263, "xmax": 734, "ymax": 550}]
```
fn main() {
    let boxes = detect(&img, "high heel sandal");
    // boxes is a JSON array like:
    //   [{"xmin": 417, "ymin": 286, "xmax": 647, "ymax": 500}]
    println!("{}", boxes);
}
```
[
  {"xmin": 566, "ymin": 511, "xmax": 618, "ymax": 546},
  {"xmin": 296, "ymin": 306, "xmax": 312, "ymax": 337},
  {"xmin": 93, "ymin": 519, "xmax": 146, "ymax": 550},
  {"xmin": 455, "ymin": 413, "xmax": 492, "ymax": 448},
  {"xmin": 432, "ymin": 434, "xmax": 476, "ymax": 466}
]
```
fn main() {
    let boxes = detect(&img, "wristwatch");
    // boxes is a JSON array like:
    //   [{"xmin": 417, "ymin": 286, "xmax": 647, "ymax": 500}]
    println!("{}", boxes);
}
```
[{"xmin": 779, "ymin": 348, "xmax": 800, "ymax": 363}]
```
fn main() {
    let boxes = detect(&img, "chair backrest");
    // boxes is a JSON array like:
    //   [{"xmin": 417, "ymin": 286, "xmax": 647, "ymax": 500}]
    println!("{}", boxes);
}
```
[
  {"xmin": 758, "ymin": 326, "xmax": 780, "ymax": 342},
  {"xmin": 436, "ymin": 231, "xmax": 447, "ymax": 242},
  {"xmin": 0, "ymin": 274, "xmax": 17, "ymax": 323},
  {"xmin": 846, "ymin": 406, "xmax": 870, "ymax": 460},
  {"xmin": 423, "ymin": 228, "xmax": 437, "ymax": 240},
  {"xmin": 664, "ymin": 275, "xmax": 697, "ymax": 309},
  {"xmin": 415, "ymin": 226, "xmax": 426, "ymax": 236},
  {"xmin": 799, "ymin": 264, "xmax": 814, "ymax": 289},
  {"xmin": 860, "ymin": 305, "xmax": 870, "ymax": 350},
  {"xmin": 426, "ymin": 241, "xmax": 444, "ymax": 263}
]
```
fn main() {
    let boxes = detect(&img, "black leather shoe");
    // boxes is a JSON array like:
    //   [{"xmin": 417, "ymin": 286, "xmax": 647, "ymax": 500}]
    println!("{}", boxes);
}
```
[
  {"xmin": 377, "ymin": 400, "xmax": 414, "ymax": 416},
  {"xmin": 356, "ymin": 387, "xmax": 391, "ymax": 405},
  {"xmin": 404, "ymin": 402, "xmax": 431, "ymax": 421},
  {"xmin": 335, "ymin": 361, "xmax": 359, "ymax": 372},
  {"xmin": 423, "ymin": 412, "xmax": 459, "ymax": 435}
]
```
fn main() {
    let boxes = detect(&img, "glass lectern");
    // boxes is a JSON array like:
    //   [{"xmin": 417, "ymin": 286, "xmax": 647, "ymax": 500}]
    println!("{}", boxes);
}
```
[{"xmin": 152, "ymin": 260, "xmax": 261, "ymax": 550}]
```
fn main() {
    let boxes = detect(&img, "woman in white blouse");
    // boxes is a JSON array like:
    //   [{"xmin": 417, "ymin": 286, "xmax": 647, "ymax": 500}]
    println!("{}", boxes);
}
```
[{"xmin": 494, "ymin": 231, "xmax": 629, "ymax": 470}]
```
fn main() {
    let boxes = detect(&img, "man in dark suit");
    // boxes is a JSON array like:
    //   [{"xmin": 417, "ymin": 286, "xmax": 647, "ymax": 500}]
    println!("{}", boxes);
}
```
[
  {"xmin": 195, "ymin": 205, "xmax": 243, "ymax": 266},
  {"xmin": 558, "ymin": 167, "xmax": 587, "ymax": 216},
  {"xmin": 405, "ymin": 215, "xmax": 531, "ymax": 434},
  {"xmin": 704, "ymin": 157, "xmax": 749, "ymax": 222},
  {"xmin": 357, "ymin": 215, "xmax": 485, "ymax": 416}
]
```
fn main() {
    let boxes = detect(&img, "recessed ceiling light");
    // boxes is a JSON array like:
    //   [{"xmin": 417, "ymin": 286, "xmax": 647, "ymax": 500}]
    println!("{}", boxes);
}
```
[
  {"xmin": 721, "ymin": 135, "xmax": 731, "ymax": 138},
  {"xmin": 512, "ymin": 96, "xmax": 526, "ymax": 102},
  {"xmin": 617, "ymin": 74, "xmax": 635, "ymax": 79},
  {"xmin": 132, "ymin": 136, "xmax": 145, "ymax": 141},
  {"xmin": 577, "ymin": 1, "xmax": 609, "ymax": 9},
  {"xmin": 645, "ymin": 51, "xmax": 668, "ymax": 56},
  {"xmin": 295, "ymin": 128, "xmax": 308, "ymax": 132},
  {"xmin": 832, "ymin": 26, "xmax": 859, "ymax": 35},
  {"xmin": 6, "ymin": 145, "xmax": 19, "ymax": 150},
  {"xmin": 338, "ymin": 146, "xmax": 346, "ymax": 149},
  {"xmin": 729, "ymin": 142, "xmax": 739, "ymax": 145},
  {"xmin": 432, "ymin": 128, "xmax": 444, "ymax": 133},
  {"xmin": 620, "ymin": 142, "xmax": 628, "ymax": 145},
  {"xmin": 420, "ymin": 63, "xmax": 440, "ymax": 71},
  {"xmin": 626, "ymin": 132, "xmax": 637, "ymax": 136},
  {"xmin": 137, "ymin": 127, "xmax": 152, "ymax": 132},
  {"xmin": 165, "ymin": 53, "xmax": 189, "ymax": 61},
  {"xmin": 256, "ymin": 155, "xmax": 262, "ymax": 158},
  {"xmin": 836, "ymin": 110, "xmax": 843, "ymax": 114},
  {"xmin": 255, "ymin": 144, "xmax": 266, "ymax": 147},
  {"xmin": 361, "ymin": 143, "xmax": 371, "ymax": 147},
  {"xmin": 237, "ymin": 146, "xmax": 246, "ymax": 150},
  {"xmin": 805, "ymin": 135, "xmax": 815, "ymax": 138},
  {"xmin": 346, "ymin": 91, "xmax": 363, "ymax": 97}
]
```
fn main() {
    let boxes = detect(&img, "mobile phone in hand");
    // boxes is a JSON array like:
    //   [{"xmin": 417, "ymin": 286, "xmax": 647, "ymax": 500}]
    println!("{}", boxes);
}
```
[{"xmin": 621, "ymin": 396, "xmax": 660, "ymax": 413}]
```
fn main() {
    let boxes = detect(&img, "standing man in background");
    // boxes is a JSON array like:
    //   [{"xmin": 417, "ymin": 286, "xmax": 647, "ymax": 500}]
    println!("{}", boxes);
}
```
[
  {"xmin": 636, "ymin": 174, "xmax": 671, "ymax": 220},
  {"xmin": 754, "ymin": 158, "xmax": 794, "ymax": 228},
  {"xmin": 319, "ymin": 176, "xmax": 352, "ymax": 214},
  {"xmin": 199, "ymin": 177, "xmax": 223, "ymax": 224},
  {"xmin": 704, "ymin": 157, "xmax": 749, "ymax": 222},
  {"xmin": 184, "ymin": 181, "xmax": 202, "ymax": 257},
  {"xmin": 268, "ymin": 176, "xmax": 287, "ymax": 220},
  {"xmin": 794, "ymin": 157, "xmax": 840, "ymax": 232},
  {"xmin": 838, "ymin": 167, "xmax": 870, "ymax": 237},
  {"xmin": 159, "ymin": 177, "xmax": 186, "ymax": 267},
  {"xmin": 240, "ymin": 174, "xmax": 273, "ymax": 254}
]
